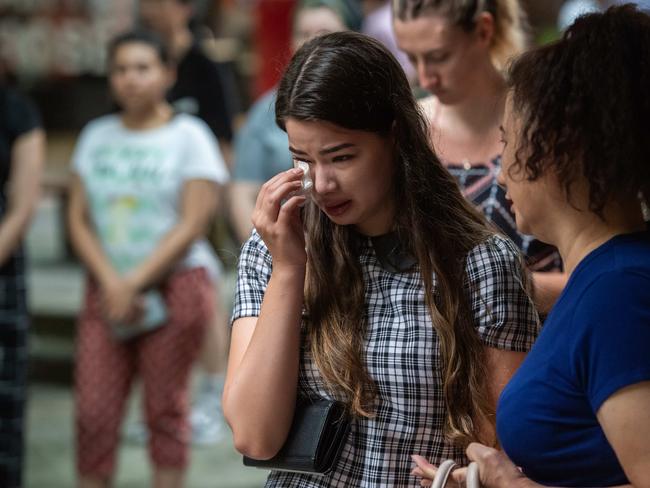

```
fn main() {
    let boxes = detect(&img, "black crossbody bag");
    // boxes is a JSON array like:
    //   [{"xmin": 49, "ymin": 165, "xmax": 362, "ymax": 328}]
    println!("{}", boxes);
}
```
[{"xmin": 243, "ymin": 397, "xmax": 351, "ymax": 475}]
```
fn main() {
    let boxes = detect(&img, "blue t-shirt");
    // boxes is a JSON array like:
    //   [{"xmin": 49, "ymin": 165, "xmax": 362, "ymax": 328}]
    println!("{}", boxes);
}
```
[{"xmin": 497, "ymin": 230, "xmax": 650, "ymax": 486}]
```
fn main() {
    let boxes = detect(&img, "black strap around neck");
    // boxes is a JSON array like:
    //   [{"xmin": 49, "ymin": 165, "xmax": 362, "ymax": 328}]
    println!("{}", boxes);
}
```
[{"xmin": 370, "ymin": 232, "xmax": 417, "ymax": 273}]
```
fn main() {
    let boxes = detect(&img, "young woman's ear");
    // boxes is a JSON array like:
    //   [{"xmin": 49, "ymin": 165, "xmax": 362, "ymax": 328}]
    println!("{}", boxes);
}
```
[{"xmin": 474, "ymin": 12, "xmax": 496, "ymax": 47}]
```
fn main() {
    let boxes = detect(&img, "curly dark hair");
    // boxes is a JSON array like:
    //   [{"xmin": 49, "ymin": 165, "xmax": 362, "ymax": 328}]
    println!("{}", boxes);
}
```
[{"xmin": 507, "ymin": 4, "xmax": 650, "ymax": 216}]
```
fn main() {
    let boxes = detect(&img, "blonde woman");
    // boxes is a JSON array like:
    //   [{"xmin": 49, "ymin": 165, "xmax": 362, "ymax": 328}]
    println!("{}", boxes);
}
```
[{"xmin": 393, "ymin": 0, "xmax": 566, "ymax": 314}]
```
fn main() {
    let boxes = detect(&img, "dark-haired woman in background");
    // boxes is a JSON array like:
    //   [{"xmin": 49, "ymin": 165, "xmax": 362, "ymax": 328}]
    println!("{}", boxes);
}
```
[
  {"xmin": 412, "ymin": 5, "xmax": 650, "ymax": 487},
  {"xmin": 223, "ymin": 31, "xmax": 539, "ymax": 487},
  {"xmin": 68, "ymin": 31, "xmax": 228, "ymax": 488},
  {"xmin": 0, "ymin": 82, "xmax": 44, "ymax": 488}
]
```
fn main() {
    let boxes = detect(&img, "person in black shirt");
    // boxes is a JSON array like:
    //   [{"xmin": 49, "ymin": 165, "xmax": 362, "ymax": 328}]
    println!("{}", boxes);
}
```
[
  {"xmin": 138, "ymin": 0, "xmax": 236, "ymax": 447},
  {"xmin": 140, "ymin": 0, "xmax": 239, "ymax": 156},
  {"xmin": 0, "ymin": 83, "xmax": 45, "ymax": 488}
]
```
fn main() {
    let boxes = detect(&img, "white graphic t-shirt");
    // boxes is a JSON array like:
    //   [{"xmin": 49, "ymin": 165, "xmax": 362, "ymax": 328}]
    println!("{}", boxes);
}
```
[{"xmin": 72, "ymin": 113, "xmax": 229, "ymax": 280}]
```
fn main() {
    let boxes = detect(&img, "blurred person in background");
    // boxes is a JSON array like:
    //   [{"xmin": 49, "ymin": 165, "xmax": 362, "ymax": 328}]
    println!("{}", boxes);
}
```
[
  {"xmin": 393, "ymin": 0, "xmax": 567, "ymax": 315},
  {"xmin": 139, "ymin": 0, "xmax": 238, "ymax": 446},
  {"xmin": 0, "ymin": 80, "xmax": 45, "ymax": 488},
  {"xmin": 68, "ymin": 31, "xmax": 228, "ymax": 488},
  {"xmin": 252, "ymin": 0, "xmax": 297, "ymax": 97},
  {"xmin": 229, "ymin": 0, "xmax": 361, "ymax": 244},
  {"xmin": 361, "ymin": 0, "xmax": 416, "ymax": 83},
  {"xmin": 139, "ymin": 0, "xmax": 239, "ymax": 159}
]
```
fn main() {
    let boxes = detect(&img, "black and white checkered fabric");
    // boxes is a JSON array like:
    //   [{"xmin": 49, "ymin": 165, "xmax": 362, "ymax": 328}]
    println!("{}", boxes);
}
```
[
  {"xmin": 232, "ymin": 231, "xmax": 539, "ymax": 487},
  {"xmin": 0, "ymin": 239, "xmax": 28, "ymax": 488},
  {"xmin": 0, "ymin": 86, "xmax": 39, "ymax": 488}
]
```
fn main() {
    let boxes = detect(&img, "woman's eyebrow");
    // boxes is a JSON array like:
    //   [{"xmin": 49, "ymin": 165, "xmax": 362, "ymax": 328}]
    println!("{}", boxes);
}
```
[
  {"xmin": 289, "ymin": 143, "xmax": 356, "ymax": 156},
  {"xmin": 289, "ymin": 146, "xmax": 307, "ymax": 155},
  {"xmin": 320, "ymin": 143, "xmax": 355, "ymax": 155}
]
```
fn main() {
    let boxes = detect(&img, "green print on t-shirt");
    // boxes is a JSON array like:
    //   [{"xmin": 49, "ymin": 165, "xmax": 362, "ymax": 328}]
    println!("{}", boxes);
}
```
[
  {"xmin": 90, "ymin": 144, "xmax": 167, "ymax": 186},
  {"xmin": 87, "ymin": 140, "xmax": 169, "ymax": 274}
]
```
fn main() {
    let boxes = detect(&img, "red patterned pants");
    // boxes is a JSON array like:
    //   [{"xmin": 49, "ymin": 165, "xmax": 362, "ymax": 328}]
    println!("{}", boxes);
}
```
[{"xmin": 74, "ymin": 268, "xmax": 213, "ymax": 478}]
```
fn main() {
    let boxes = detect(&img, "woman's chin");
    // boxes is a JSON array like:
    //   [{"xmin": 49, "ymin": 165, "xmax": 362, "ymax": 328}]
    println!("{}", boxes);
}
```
[{"xmin": 513, "ymin": 216, "xmax": 534, "ymax": 238}]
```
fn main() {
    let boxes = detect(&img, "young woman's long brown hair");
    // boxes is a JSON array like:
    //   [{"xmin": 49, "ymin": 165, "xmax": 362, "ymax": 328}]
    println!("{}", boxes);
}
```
[{"xmin": 276, "ymin": 31, "xmax": 498, "ymax": 445}]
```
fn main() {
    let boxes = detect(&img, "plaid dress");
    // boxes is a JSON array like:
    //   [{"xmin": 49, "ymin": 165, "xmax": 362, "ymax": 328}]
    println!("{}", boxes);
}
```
[
  {"xmin": 0, "ymin": 86, "xmax": 40, "ymax": 488},
  {"xmin": 233, "ymin": 231, "xmax": 539, "ymax": 487}
]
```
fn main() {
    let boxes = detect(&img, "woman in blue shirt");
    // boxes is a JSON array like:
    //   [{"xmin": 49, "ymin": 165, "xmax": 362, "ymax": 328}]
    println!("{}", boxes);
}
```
[{"xmin": 411, "ymin": 5, "xmax": 650, "ymax": 487}]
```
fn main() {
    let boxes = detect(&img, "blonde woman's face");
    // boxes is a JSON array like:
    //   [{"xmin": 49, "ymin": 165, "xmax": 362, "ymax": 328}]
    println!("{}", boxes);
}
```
[
  {"xmin": 292, "ymin": 7, "xmax": 347, "ymax": 51},
  {"xmin": 394, "ymin": 14, "xmax": 490, "ymax": 105}
]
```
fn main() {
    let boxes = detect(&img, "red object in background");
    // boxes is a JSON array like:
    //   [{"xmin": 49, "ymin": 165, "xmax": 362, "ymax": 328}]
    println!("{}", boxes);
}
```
[{"xmin": 254, "ymin": 0, "xmax": 296, "ymax": 98}]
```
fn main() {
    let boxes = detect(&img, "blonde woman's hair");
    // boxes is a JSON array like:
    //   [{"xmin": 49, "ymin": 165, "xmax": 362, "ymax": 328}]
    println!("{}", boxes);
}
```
[{"xmin": 392, "ymin": 0, "xmax": 528, "ymax": 69}]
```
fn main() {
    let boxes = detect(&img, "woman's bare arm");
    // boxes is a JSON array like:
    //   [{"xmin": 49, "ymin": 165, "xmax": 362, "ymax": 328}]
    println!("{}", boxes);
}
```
[{"xmin": 0, "ymin": 128, "xmax": 45, "ymax": 265}]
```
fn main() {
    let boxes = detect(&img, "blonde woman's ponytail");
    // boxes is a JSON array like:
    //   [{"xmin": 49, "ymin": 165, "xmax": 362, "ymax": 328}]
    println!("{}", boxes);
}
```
[{"xmin": 491, "ymin": 0, "xmax": 528, "ymax": 69}]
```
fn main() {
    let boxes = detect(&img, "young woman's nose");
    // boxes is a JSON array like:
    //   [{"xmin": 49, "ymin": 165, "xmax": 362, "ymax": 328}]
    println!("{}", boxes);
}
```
[
  {"xmin": 120, "ymin": 67, "xmax": 139, "ymax": 85},
  {"xmin": 312, "ymin": 164, "xmax": 336, "ymax": 195}
]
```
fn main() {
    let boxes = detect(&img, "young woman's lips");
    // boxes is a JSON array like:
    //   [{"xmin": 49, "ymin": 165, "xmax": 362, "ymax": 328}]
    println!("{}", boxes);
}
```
[{"xmin": 324, "ymin": 200, "xmax": 351, "ymax": 217}]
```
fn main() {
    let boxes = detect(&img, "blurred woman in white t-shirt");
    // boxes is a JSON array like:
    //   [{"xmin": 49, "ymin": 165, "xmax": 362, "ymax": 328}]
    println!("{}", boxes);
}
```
[{"xmin": 68, "ymin": 30, "xmax": 228, "ymax": 488}]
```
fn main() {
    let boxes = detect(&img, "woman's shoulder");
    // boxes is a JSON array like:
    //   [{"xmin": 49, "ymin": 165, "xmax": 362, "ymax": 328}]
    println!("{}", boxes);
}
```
[
  {"xmin": 240, "ymin": 229, "xmax": 273, "ymax": 262},
  {"xmin": 80, "ymin": 114, "xmax": 120, "ymax": 135},
  {"xmin": 74, "ymin": 114, "xmax": 121, "ymax": 148},
  {"xmin": 568, "ymin": 230, "xmax": 650, "ymax": 295},
  {"xmin": 171, "ymin": 113, "xmax": 220, "ymax": 145},
  {"xmin": 172, "ymin": 112, "xmax": 212, "ymax": 133},
  {"xmin": 463, "ymin": 234, "xmax": 529, "ymax": 291},
  {"xmin": 466, "ymin": 233, "xmax": 522, "ymax": 269}
]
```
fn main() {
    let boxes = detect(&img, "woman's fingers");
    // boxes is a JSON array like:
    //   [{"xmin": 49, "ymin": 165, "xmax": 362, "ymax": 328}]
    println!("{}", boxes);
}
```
[
  {"xmin": 277, "ymin": 194, "xmax": 307, "ymax": 227},
  {"xmin": 411, "ymin": 455, "xmax": 438, "ymax": 479},
  {"xmin": 466, "ymin": 442, "xmax": 495, "ymax": 461},
  {"xmin": 466, "ymin": 442, "xmax": 524, "ymax": 487},
  {"xmin": 411, "ymin": 466, "xmax": 425, "ymax": 477},
  {"xmin": 263, "ymin": 180, "xmax": 302, "ymax": 212},
  {"xmin": 253, "ymin": 173, "xmax": 304, "ymax": 229},
  {"xmin": 411, "ymin": 456, "xmax": 469, "ymax": 488},
  {"xmin": 257, "ymin": 168, "xmax": 303, "ymax": 208},
  {"xmin": 451, "ymin": 466, "xmax": 467, "ymax": 484}
]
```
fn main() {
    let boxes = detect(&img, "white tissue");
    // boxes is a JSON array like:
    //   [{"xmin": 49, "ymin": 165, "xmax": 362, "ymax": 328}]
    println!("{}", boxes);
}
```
[{"xmin": 294, "ymin": 160, "xmax": 313, "ymax": 192}]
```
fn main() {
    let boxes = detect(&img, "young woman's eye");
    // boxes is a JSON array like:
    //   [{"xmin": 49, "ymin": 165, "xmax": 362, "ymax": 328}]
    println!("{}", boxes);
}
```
[
  {"xmin": 332, "ymin": 154, "xmax": 353, "ymax": 163},
  {"xmin": 293, "ymin": 157, "xmax": 313, "ymax": 165}
]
